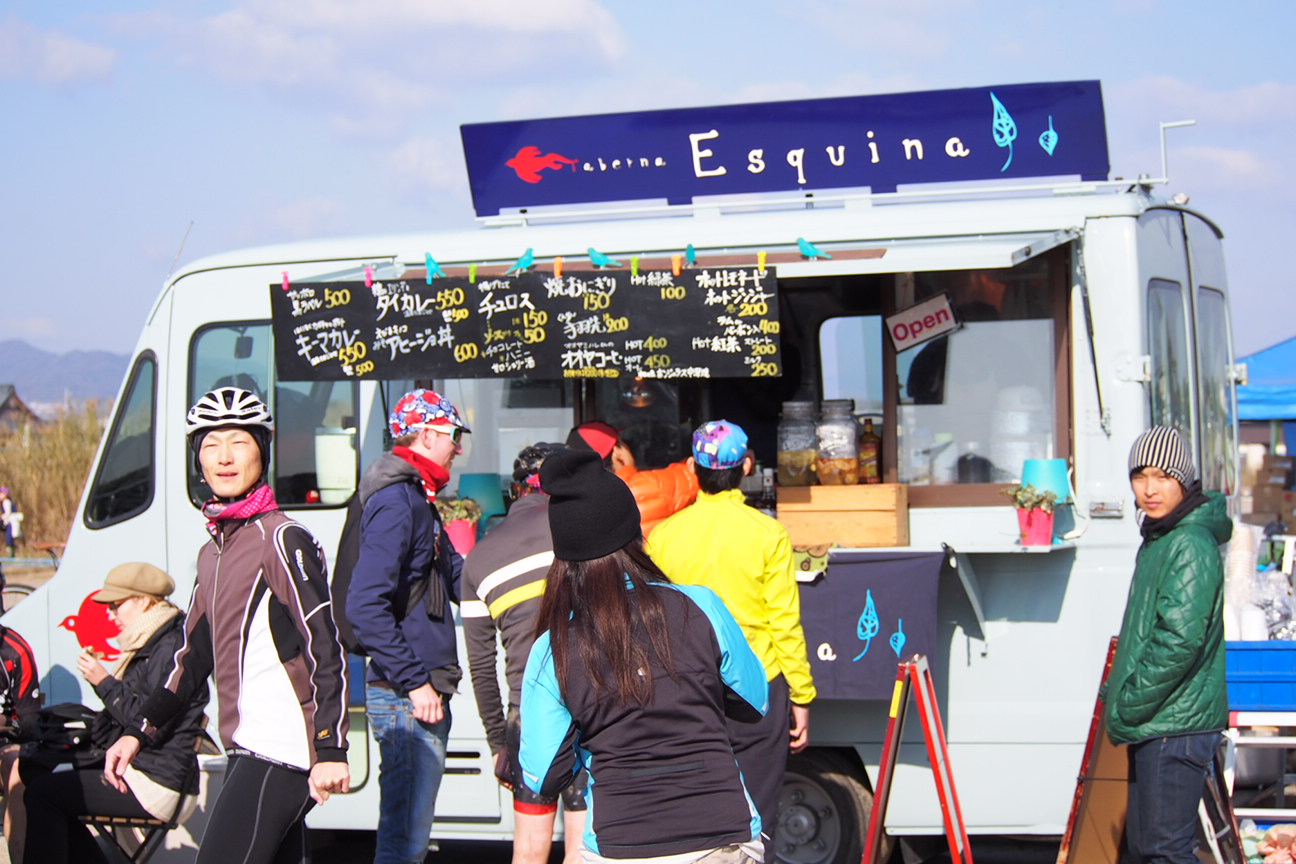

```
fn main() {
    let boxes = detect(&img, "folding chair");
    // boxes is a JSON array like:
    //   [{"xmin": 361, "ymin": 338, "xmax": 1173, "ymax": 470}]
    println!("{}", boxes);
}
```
[{"xmin": 77, "ymin": 731, "xmax": 211, "ymax": 864}]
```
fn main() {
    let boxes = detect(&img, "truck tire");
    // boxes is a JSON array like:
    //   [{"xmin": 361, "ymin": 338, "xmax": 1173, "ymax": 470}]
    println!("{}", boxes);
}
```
[{"xmin": 777, "ymin": 749, "xmax": 892, "ymax": 864}]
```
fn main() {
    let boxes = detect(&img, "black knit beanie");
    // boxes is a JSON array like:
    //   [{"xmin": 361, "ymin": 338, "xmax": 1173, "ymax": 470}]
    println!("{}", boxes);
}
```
[
  {"xmin": 1128, "ymin": 426, "xmax": 1196, "ymax": 487},
  {"xmin": 541, "ymin": 448, "xmax": 641, "ymax": 561}
]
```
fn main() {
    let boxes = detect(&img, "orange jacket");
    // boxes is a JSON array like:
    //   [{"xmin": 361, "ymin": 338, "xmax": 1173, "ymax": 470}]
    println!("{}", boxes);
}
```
[{"xmin": 616, "ymin": 461, "xmax": 699, "ymax": 537}]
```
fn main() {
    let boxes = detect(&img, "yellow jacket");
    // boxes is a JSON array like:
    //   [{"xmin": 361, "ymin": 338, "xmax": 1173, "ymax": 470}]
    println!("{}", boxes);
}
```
[{"xmin": 647, "ymin": 489, "xmax": 816, "ymax": 704}]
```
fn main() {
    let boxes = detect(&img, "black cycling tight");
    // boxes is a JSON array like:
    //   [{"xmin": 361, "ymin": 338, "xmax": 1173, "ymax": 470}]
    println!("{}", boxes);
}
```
[{"xmin": 197, "ymin": 754, "xmax": 315, "ymax": 864}]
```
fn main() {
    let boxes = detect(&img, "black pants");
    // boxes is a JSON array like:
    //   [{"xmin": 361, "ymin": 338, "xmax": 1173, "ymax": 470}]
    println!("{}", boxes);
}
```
[
  {"xmin": 24, "ymin": 766, "xmax": 154, "ymax": 864},
  {"xmin": 727, "ymin": 673, "xmax": 791, "ymax": 861},
  {"xmin": 197, "ymin": 754, "xmax": 315, "ymax": 864}
]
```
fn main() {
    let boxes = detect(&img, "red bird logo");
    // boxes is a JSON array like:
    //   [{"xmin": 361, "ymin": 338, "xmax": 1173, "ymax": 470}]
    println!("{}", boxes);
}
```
[
  {"xmin": 506, "ymin": 146, "xmax": 578, "ymax": 184},
  {"xmin": 60, "ymin": 592, "xmax": 122, "ymax": 661}
]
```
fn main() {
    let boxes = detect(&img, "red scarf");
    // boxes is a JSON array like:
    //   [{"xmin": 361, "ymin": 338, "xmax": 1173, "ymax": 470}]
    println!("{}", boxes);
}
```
[
  {"xmin": 202, "ymin": 483, "xmax": 279, "ymax": 535},
  {"xmin": 393, "ymin": 446, "xmax": 449, "ymax": 502}
]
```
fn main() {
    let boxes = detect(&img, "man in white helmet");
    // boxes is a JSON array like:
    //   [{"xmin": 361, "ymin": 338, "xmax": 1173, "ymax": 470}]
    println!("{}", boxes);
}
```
[{"xmin": 104, "ymin": 386, "xmax": 351, "ymax": 864}]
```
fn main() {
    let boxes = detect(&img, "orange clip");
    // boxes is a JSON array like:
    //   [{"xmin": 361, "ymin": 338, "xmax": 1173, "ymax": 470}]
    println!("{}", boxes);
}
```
[
  {"xmin": 554, "ymin": 256, "xmax": 564, "ymax": 278},
  {"xmin": 671, "ymin": 256, "xmax": 682, "ymax": 276}
]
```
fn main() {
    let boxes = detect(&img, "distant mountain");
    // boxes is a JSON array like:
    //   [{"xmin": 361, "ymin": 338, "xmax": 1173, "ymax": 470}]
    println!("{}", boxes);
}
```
[{"xmin": 0, "ymin": 339, "xmax": 129, "ymax": 404}]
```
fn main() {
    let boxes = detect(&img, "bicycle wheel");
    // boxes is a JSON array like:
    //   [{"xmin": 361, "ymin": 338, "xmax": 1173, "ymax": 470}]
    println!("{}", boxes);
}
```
[{"xmin": 1, "ymin": 582, "xmax": 34, "ymax": 614}]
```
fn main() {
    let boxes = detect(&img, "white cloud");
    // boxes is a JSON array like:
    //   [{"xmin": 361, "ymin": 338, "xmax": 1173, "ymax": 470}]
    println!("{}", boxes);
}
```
[
  {"xmin": 0, "ymin": 16, "xmax": 115, "ymax": 84},
  {"xmin": 389, "ymin": 137, "xmax": 469, "ymax": 200},
  {"xmin": 1176, "ymin": 145, "xmax": 1270, "ymax": 187},
  {"xmin": 1110, "ymin": 76, "xmax": 1296, "ymax": 129},
  {"xmin": 113, "ymin": 0, "xmax": 626, "ymax": 125},
  {"xmin": 9, "ymin": 316, "xmax": 59, "ymax": 339}
]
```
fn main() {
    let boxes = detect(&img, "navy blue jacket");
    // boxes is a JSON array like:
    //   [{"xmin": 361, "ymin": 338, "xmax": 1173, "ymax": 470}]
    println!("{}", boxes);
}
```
[{"xmin": 349, "ymin": 454, "xmax": 462, "ymax": 695}]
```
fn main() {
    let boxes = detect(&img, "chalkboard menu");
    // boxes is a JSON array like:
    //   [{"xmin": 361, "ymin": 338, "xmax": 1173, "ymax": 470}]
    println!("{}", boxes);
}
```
[{"xmin": 271, "ymin": 267, "xmax": 781, "ymax": 382}]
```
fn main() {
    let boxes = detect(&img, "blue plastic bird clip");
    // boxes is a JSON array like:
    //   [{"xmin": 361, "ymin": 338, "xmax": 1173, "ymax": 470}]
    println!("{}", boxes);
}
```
[
  {"xmin": 508, "ymin": 247, "xmax": 535, "ymax": 276},
  {"xmin": 588, "ymin": 247, "xmax": 621, "ymax": 269},
  {"xmin": 425, "ymin": 253, "xmax": 445, "ymax": 283},
  {"xmin": 796, "ymin": 237, "xmax": 832, "ymax": 260},
  {"xmin": 685, "ymin": 244, "xmax": 697, "ymax": 267}
]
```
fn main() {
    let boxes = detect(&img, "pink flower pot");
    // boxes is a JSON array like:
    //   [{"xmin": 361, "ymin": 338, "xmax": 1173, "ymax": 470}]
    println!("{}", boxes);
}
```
[
  {"xmin": 445, "ymin": 519, "xmax": 477, "ymax": 555},
  {"xmin": 1017, "ymin": 508, "xmax": 1054, "ymax": 546}
]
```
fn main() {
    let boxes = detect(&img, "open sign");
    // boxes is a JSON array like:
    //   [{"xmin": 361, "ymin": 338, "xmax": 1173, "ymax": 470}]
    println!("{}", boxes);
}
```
[{"xmin": 886, "ymin": 294, "xmax": 958, "ymax": 353}]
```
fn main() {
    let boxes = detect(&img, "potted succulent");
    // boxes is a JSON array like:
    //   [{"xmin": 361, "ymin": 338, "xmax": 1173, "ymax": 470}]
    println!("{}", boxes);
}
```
[
  {"xmin": 436, "ymin": 496, "xmax": 483, "ymax": 555},
  {"xmin": 1002, "ymin": 483, "xmax": 1059, "ymax": 546}
]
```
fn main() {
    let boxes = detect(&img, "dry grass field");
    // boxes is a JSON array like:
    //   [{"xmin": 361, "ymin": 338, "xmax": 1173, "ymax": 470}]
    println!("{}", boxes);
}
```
[{"xmin": 0, "ymin": 404, "xmax": 104, "ymax": 556}]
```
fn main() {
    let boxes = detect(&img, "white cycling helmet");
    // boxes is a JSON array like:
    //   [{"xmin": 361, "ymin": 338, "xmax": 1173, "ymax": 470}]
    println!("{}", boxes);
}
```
[{"xmin": 186, "ymin": 387, "xmax": 274, "ymax": 439}]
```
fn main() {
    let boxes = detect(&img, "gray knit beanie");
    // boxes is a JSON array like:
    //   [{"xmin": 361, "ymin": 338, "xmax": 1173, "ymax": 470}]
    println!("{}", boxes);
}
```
[{"xmin": 1128, "ymin": 426, "xmax": 1196, "ymax": 487}]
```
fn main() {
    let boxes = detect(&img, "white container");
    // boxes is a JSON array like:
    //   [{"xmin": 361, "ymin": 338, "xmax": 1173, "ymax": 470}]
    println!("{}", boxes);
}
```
[{"xmin": 315, "ymin": 427, "xmax": 357, "ymax": 505}]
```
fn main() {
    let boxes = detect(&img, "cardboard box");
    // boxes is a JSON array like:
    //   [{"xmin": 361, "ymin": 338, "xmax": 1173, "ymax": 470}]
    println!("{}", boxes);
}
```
[
  {"xmin": 1251, "ymin": 485, "xmax": 1294, "ymax": 512},
  {"xmin": 1263, "ymin": 454, "xmax": 1294, "ymax": 471},
  {"xmin": 777, "ymin": 484, "xmax": 908, "ymax": 548}
]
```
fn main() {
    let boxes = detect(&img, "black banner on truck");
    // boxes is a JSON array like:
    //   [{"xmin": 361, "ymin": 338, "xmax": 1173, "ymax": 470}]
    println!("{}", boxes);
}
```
[{"xmin": 271, "ymin": 267, "xmax": 781, "ymax": 381}]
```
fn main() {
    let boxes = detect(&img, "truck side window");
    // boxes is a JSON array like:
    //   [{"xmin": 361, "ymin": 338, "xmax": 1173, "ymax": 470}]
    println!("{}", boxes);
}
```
[
  {"xmin": 892, "ymin": 260, "xmax": 1058, "ymax": 485},
  {"xmin": 187, "ymin": 323, "xmax": 358, "ymax": 507},
  {"xmin": 85, "ymin": 352, "xmax": 157, "ymax": 527},
  {"xmin": 1196, "ymin": 287, "xmax": 1236, "ymax": 493},
  {"xmin": 1147, "ymin": 279, "xmax": 1193, "ymax": 436}
]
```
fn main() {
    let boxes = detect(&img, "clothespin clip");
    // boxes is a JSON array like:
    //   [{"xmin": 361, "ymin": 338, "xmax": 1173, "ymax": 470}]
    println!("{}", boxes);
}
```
[
  {"xmin": 685, "ymin": 244, "xmax": 697, "ymax": 267},
  {"xmin": 281, "ymin": 271, "xmax": 290, "ymax": 292},
  {"xmin": 757, "ymin": 250, "xmax": 767, "ymax": 273},
  {"xmin": 671, "ymin": 256, "xmax": 682, "ymax": 276},
  {"xmin": 469, "ymin": 263, "xmax": 478, "ymax": 283},
  {"xmin": 631, "ymin": 256, "xmax": 640, "ymax": 278},
  {"xmin": 425, "ymin": 253, "xmax": 446, "ymax": 283},
  {"xmin": 553, "ymin": 257, "xmax": 564, "ymax": 278},
  {"xmin": 364, "ymin": 266, "xmax": 374, "ymax": 288}
]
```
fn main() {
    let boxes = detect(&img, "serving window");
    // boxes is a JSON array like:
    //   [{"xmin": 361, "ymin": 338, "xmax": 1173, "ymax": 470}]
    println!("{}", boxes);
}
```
[{"xmin": 571, "ymin": 244, "xmax": 1072, "ymax": 508}]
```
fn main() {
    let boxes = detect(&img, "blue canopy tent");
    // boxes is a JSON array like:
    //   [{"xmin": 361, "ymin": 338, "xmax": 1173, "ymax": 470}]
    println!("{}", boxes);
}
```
[{"xmin": 1239, "ymin": 337, "xmax": 1296, "ymax": 421}]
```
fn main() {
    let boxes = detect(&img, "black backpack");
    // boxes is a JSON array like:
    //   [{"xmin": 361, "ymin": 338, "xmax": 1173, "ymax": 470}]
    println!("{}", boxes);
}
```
[{"xmin": 330, "ymin": 492, "xmax": 443, "ymax": 656}]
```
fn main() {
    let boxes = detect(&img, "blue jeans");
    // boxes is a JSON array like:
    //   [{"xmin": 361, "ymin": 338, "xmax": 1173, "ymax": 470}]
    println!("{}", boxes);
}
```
[
  {"xmin": 1122, "ymin": 731, "xmax": 1220, "ymax": 864},
  {"xmin": 367, "ymin": 684, "xmax": 452, "ymax": 864}
]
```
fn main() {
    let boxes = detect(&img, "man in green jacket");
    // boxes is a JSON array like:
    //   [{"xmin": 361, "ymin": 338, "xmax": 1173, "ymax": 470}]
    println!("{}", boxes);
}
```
[{"xmin": 1105, "ymin": 426, "xmax": 1231, "ymax": 864}]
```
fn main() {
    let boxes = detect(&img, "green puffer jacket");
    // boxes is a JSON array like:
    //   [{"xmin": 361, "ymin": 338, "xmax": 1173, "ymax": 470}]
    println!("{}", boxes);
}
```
[{"xmin": 1105, "ymin": 491, "xmax": 1231, "ymax": 745}]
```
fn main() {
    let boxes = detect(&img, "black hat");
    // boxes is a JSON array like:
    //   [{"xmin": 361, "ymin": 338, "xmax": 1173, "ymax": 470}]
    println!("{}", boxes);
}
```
[{"xmin": 541, "ymin": 448, "xmax": 641, "ymax": 561}]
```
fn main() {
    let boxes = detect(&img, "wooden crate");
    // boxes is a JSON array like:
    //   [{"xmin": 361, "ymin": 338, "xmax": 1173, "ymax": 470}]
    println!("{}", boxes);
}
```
[{"xmin": 776, "ymin": 484, "xmax": 908, "ymax": 548}]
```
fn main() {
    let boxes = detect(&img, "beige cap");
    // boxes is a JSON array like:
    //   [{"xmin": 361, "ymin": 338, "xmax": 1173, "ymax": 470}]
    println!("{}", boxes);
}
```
[{"xmin": 91, "ymin": 562, "xmax": 175, "ymax": 604}]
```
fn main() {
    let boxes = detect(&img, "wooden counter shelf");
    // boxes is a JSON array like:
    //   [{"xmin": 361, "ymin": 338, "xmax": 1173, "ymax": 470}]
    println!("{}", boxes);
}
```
[{"xmin": 776, "ymin": 484, "xmax": 908, "ymax": 548}]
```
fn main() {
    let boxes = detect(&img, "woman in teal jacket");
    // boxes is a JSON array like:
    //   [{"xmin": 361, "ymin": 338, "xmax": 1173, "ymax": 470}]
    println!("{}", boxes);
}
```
[{"xmin": 1105, "ymin": 426, "xmax": 1231, "ymax": 864}]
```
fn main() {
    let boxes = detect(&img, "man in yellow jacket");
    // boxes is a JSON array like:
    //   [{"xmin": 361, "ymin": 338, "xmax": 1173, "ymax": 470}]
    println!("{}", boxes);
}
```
[{"xmin": 647, "ymin": 419, "xmax": 815, "ymax": 861}]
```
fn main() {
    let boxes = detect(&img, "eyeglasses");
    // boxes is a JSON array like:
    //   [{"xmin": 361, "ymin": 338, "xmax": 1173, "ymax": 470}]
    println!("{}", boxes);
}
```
[
  {"xmin": 425, "ymin": 426, "xmax": 464, "ymax": 445},
  {"xmin": 107, "ymin": 597, "xmax": 133, "ymax": 612}
]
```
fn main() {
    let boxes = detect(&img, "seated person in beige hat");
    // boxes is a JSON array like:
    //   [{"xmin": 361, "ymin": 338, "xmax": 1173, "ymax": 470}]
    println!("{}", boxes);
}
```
[{"xmin": 10, "ymin": 562, "xmax": 209, "ymax": 864}]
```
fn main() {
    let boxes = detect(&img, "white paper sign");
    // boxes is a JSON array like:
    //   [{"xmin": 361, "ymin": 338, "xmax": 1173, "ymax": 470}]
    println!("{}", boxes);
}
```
[{"xmin": 886, "ymin": 294, "xmax": 957, "ymax": 352}]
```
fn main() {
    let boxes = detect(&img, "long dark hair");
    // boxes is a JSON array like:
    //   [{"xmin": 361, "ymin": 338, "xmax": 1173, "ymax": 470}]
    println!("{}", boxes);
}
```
[{"xmin": 536, "ymin": 539, "xmax": 677, "ymax": 706}]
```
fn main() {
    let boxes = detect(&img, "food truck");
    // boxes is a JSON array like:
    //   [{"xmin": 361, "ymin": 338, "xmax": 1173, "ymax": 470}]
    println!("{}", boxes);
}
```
[{"xmin": 3, "ymin": 80, "xmax": 1239, "ymax": 863}]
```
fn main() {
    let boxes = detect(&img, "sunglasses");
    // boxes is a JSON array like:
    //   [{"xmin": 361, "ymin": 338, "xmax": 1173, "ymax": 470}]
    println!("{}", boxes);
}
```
[
  {"xmin": 107, "ymin": 597, "xmax": 134, "ymax": 612},
  {"xmin": 425, "ymin": 426, "xmax": 464, "ymax": 445}
]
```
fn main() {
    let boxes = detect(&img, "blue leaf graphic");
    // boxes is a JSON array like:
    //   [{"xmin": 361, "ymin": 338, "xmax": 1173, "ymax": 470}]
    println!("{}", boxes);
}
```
[
  {"xmin": 1039, "ymin": 115, "xmax": 1058, "ymax": 156},
  {"xmin": 853, "ymin": 590, "xmax": 880, "ymax": 662},
  {"xmin": 990, "ymin": 92, "xmax": 1017, "ymax": 172},
  {"xmin": 890, "ymin": 619, "xmax": 906, "ymax": 658}
]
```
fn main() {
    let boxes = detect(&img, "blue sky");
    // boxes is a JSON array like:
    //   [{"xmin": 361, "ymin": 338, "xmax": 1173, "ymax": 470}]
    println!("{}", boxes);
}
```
[{"xmin": 2, "ymin": 1, "xmax": 1292, "ymax": 357}]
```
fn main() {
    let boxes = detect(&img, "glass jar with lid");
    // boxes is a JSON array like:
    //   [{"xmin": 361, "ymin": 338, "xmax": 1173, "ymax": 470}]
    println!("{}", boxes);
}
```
[
  {"xmin": 777, "ymin": 401, "xmax": 818, "ymax": 486},
  {"xmin": 817, "ymin": 399, "xmax": 859, "ymax": 484}
]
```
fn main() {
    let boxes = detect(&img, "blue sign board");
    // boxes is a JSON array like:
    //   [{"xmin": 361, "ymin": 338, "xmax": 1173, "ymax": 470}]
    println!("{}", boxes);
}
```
[{"xmin": 460, "ymin": 80, "xmax": 1109, "ymax": 217}]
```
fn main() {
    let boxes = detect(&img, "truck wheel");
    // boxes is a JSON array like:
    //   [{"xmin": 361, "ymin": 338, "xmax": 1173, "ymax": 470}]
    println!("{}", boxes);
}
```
[{"xmin": 777, "ymin": 749, "xmax": 892, "ymax": 864}]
